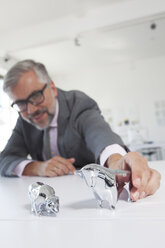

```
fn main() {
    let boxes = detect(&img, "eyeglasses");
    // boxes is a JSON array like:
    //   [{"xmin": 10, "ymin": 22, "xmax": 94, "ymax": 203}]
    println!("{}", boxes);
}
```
[{"xmin": 11, "ymin": 83, "xmax": 48, "ymax": 112}]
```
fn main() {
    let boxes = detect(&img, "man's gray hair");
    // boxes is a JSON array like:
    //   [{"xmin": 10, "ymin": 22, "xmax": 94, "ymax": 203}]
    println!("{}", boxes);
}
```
[{"xmin": 3, "ymin": 59, "xmax": 52, "ymax": 93}]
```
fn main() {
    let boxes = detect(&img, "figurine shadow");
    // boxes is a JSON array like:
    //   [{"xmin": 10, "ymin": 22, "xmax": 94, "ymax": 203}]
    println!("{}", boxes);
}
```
[
  {"xmin": 24, "ymin": 204, "xmax": 31, "ymax": 211},
  {"xmin": 67, "ymin": 188, "xmax": 129, "ymax": 210},
  {"xmin": 67, "ymin": 199, "xmax": 97, "ymax": 209}
]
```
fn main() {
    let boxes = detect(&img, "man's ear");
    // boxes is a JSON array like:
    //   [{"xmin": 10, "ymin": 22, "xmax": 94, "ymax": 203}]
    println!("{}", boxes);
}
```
[{"xmin": 50, "ymin": 81, "xmax": 58, "ymax": 97}]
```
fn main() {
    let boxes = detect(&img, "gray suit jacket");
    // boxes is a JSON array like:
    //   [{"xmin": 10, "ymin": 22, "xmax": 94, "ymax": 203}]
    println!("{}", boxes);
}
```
[{"xmin": 0, "ymin": 89, "xmax": 127, "ymax": 176}]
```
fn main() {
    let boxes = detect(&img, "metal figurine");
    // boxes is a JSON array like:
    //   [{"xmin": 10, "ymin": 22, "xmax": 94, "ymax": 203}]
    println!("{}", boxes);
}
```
[
  {"xmin": 28, "ymin": 182, "xmax": 59, "ymax": 216},
  {"xmin": 75, "ymin": 164, "xmax": 130, "ymax": 209}
]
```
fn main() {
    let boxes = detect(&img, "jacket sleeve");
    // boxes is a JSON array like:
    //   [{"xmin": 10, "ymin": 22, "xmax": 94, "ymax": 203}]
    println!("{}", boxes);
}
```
[
  {"xmin": 0, "ymin": 117, "xmax": 30, "ymax": 177},
  {"xmin": 72, "ymin": 92, "xmax": 129, "ymax": 162}
]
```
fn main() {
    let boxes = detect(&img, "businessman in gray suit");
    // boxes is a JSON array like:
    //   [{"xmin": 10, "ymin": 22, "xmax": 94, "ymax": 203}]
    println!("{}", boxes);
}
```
[{"xmin": 0, "ymin": 60, "xmax": 160, "ymax": 202}]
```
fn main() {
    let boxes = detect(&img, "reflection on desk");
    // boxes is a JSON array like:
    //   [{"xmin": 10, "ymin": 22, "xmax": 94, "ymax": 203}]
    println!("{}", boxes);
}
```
[{"xmin": 0, "ymin": 161, "xmax": 164, "ymax": 248}]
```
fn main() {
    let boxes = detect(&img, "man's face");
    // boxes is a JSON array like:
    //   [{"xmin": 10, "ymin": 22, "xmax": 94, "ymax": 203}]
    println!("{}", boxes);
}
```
[{"xmin": 9, "ymin": 70, "xmax": 57, "ymax": 129}]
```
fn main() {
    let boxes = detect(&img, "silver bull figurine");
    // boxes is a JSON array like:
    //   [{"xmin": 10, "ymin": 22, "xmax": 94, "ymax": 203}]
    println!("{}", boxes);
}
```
[
  {"xmin": 28, "ymin": 182, "xmax": 59, "ymax": 216},
  {"xmin": 75, "ymin": 164, "xmax": 130, "ymax": 209}
]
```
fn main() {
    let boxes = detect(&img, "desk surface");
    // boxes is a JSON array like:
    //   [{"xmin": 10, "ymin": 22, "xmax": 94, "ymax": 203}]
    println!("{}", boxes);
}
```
[{"xmin": 0, "ymin": 161, "xmax": 165, "ymax": 248}]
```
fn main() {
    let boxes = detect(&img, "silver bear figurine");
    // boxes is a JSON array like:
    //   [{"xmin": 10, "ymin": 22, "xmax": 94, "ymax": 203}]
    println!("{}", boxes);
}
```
[
  {"xmin": 28, "ymin": 182, "xmax": 59, "ymax": 216},
  {"xmin": 75, "ymin": 164, "xmax": 130, "ymax": 209}
]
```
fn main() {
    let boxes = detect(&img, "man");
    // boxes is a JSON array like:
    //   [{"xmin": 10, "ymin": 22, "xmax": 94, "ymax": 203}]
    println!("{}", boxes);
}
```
[{"xmin": 0, "ymin": 60, "xmax": 161, "ymax": 202}]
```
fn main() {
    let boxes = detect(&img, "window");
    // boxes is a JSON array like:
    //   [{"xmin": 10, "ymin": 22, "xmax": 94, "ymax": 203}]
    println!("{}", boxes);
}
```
[{"xmin": 0, "ymin": 78, "xmax": 18, "ymax": 151}]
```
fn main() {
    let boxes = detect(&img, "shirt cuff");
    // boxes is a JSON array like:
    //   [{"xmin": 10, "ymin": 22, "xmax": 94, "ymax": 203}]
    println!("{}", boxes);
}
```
[
  {"xmin": 100, "ymin": 144, "xmax": 127, "ymax": 166},
  {"xmin": 12, "ymin": 160, "xmax": 33, "ymax": 177}
]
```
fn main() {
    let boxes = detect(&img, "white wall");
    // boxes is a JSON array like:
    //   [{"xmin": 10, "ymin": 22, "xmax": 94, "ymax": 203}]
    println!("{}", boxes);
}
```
[
  {"xmin": 1, "ymin": 0, "xmax": 165, "ymax": 150},
  {"xmin": 54, "ymin": 55, "xmax": 165, "ymax": 144},
  {"xmin": 1, "ymin": 46, "xmax": 165, "ymax": 153},
  {"xmin": 2, "ymin": 48, "xmax": 165, "ymax": 148}
]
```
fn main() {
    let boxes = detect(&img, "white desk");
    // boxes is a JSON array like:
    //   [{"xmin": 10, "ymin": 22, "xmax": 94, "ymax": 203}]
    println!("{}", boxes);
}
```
[{"xmin": 0, "ymin": 161, "xmax": 165, "ymax": 248}]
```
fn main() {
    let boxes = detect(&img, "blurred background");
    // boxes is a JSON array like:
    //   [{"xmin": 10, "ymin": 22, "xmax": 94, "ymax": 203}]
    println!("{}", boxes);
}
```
[{"xmin": 0, "ymin": 0, "xmax": 165, "ymax": 160}]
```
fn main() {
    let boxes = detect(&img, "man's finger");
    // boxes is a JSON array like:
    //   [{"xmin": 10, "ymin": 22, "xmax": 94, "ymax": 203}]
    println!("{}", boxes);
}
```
[
  {"xmin": 51, "ymin": 166, "xmax": 66, "ymax": 176},
  {"xmin": 130, "ymin": 169, "xmax": 161, "ymax": 201},
  {"xmin": 45, "ymin": 169, "xmax": 57, "ymax": 177},
  {"xmin": 46, "ymin": 159, "xmax": 70, "ymax": 175},
  {"xmin": 124, "ymin": 154, "xmax": 150, "ymax": 191},
  {"xmin": 52, "ymin": 156, "xmax": 75, "ymax": 172},
  {"xmin": 143, "ymin": 168, "xmax": 161, "ymax": 196},
  {"xmin": 68, "ymin": 158, "xmax": 75, "ymax": 163},
  {"xmin": 53, "ymin": 161, "xmax": 70, "ymax": 175}
]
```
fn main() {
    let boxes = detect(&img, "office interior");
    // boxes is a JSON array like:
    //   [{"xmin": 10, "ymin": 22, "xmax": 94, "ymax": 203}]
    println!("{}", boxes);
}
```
[{"xmin": 0, "ymin": 0, "xmax": 165, "ymax": 161}]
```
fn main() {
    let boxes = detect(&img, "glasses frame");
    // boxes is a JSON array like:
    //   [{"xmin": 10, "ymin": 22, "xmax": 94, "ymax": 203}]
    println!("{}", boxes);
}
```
[{"xmin": 11, "ymin": 83, "xmax": 48, "ymax": 113}]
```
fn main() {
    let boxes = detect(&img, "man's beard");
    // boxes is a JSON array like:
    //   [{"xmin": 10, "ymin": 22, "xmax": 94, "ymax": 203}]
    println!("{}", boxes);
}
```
[{"xmin": 24, "ymin": 107, "xmax": 54, "ymax": 130}]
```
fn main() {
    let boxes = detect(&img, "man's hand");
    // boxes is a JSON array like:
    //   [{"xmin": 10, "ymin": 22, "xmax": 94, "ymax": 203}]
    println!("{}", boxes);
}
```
[
  {"xmin": 23, "ymin": 156, "xmax": 76, "ymax": 177},
  {"xmin": 106, "ymin": 152, "xmax": 161, "ymax": 201}
]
